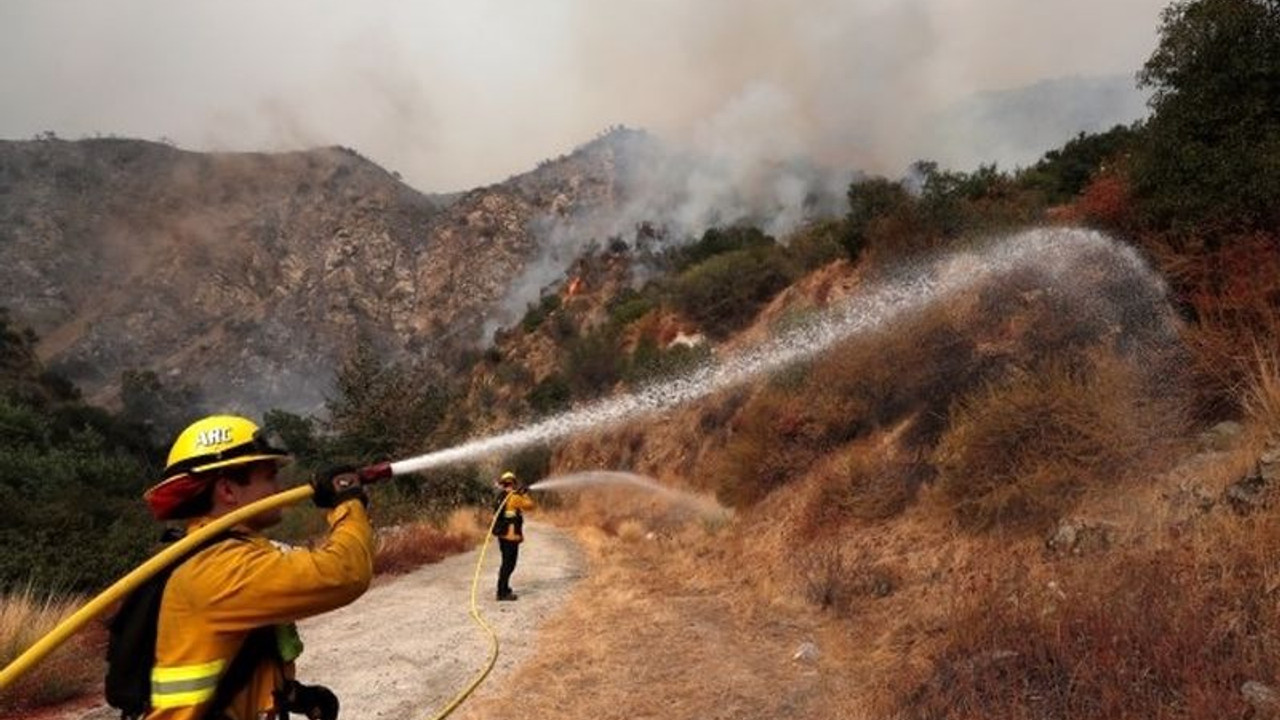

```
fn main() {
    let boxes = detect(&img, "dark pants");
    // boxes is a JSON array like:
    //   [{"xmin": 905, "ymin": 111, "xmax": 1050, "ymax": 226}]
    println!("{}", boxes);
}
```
[{"xmin": 497, "ymin": 538, "xmax": 520, "ymax": 597}]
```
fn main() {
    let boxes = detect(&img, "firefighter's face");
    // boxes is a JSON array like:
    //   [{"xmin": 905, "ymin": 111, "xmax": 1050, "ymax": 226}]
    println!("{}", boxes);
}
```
[{"xmin": 219, "ymin": 462, "xmax": 283, "ymax": 528}]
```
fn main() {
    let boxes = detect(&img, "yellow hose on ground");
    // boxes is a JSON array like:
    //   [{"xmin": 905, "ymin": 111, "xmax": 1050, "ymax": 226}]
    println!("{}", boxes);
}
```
[
  {"xmin": 426, "ymin": 494, "xmax": 506, "ymax": 720},
  {"xmin": 0, "ymin": 484, "xmax": 315, "ymax": 692}
]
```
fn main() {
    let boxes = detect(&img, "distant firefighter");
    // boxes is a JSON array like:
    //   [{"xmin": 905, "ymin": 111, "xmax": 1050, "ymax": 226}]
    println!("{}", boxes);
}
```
[{"xmin": 493, "ymin": 470, "xmax": 536, "ymax": 601}]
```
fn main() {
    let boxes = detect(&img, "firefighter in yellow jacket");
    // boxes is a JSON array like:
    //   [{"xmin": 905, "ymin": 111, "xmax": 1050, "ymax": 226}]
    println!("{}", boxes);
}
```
[
  {"xmin": 141, "ymin": 415, "xmax": 375, "ymax": 720},
  {"xmin": 494, "ymin": 470, "xmax": 535, "ymax": 601}
]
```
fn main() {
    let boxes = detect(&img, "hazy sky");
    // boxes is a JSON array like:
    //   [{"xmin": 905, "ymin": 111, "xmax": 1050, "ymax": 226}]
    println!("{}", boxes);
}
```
[{"xmin": 0, "ymin": 0, "xmax": 1169, "ymax": 192}]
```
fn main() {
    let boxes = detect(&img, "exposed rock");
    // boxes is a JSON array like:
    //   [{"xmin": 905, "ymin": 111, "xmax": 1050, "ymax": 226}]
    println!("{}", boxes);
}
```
[
  {"xmin": 1198, "ymin": 420, "xmax": 1243, "ymax": 451},
  {"xmin": 1046, "ymin": 517, "xmax": 1115, "ymax": 555},
  {"xmin": 1261, "ymin": 447, "xmax": 1280, "ymax": 483},
  {"xmin": 0, "ymin": 134, "xmax": 650, "ymax": 413},
  {"xmin": 1225, "ymin": 454, "xmax": 1278, "ymax": 515},
  {"xmin": 791, "ymin": 641, "xmax": 820, "ymax": 664},
  {"xmin": 1242, "ymin": 680, "xmax": 1280, "ymax": 715}
]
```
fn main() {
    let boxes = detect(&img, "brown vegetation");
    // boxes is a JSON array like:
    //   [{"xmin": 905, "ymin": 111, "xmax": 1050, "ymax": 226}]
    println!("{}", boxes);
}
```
[
  {"xmin": 372, "ymin": 510, "xmax": 482, "ymax": 577},
  {"xmin": 0, "ymin": 589, "xmax": 104, "ymax": 713}
]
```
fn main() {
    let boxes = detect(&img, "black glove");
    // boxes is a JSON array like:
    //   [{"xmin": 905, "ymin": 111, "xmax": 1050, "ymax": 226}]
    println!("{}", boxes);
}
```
[
  {"xmin": 279, "ymin": 680, "xmax": 340, "ymax": 720},
  {"xmin": 310, "ymin": 465, "xmax": 368, "ymax": 509}
]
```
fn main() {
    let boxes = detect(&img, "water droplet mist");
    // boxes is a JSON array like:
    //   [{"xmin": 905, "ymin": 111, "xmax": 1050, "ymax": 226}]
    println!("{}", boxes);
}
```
[{"xmin": 389, "ymin": 227, "xmax": 1174, "ymax": 478}]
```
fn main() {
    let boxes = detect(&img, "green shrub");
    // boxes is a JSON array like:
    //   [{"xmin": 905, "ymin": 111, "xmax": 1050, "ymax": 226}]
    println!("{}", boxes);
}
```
[
  {"xmin": 670, "ymin": 245, "xmax": 796, "ymax": 339},
  {"xmin": 520, "ymin": 293, "xmax": 562, "ymax": 333},
  {"xmin": 625, "ymin": 337, "xmax": 711, "ymax": 387},
  {"xmin": 0, "ymin": 397, "xmax": 154, "ymax": 592},
  {"xmin": 843, "ymin": 177, "xmax": 911, "ymax": 261},
  {"xmin": 1018, "ymin": 125, "xmax": 1140, "ymax": 203},
  {"xmin": 786, "ymin": 219, "xmax": 844, "ymax": 271},
  {"xmin": 527, "ymin": 374, "xmax": 571, "ymax": 415},
  {"xmin": 564, "ymin": 326, "xmax": 625, "ymax": 399},
  {"xmin": 671, "ymin": 225, "xmax": 775, "ymax": 271},
  {"xmin": 606, "ymin": 289, "xmax": 655, "ymax": 327}
]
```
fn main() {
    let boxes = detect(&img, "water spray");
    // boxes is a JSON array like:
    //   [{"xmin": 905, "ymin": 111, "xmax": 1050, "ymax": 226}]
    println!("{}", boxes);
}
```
[
  {"xmin": 528, "ymin": 471, "xmax": 729, "ymax": 520},
  {"xmin": 387, "ymin": 228, "xmax": 1172, "ymax": 475}
]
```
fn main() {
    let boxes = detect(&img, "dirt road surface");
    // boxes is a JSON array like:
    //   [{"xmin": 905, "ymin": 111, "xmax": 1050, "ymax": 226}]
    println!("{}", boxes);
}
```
[{"xmin": 296, "ymin": 521, "xmax": 585, "ymax": 720}]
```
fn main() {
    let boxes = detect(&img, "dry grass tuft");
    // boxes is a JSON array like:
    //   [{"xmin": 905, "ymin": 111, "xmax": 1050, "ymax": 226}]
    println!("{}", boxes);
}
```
[
  {"xmin": 1244, "ymin": 343, "xmax": 1280, "ymax": 439},
  {"xmin": 797, "ymin": 542, "xmax": 899, "ymax": 614},
  {"xmin": 0, "ymin": 586, "xmax": 103, "ymax": 712},
  {"xmin": 933, "ymin": 355, "xmax": 1185, "ymax": 533},
  {"xmin": 712, "ymin": 304, "xmax": 981, "ymax": 509}
]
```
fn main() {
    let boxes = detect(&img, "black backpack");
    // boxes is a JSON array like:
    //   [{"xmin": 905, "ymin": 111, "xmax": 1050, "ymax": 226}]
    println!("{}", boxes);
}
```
[
  {"xmin": 105, "ymin": 530, "xmax": 275, "ymax": 720},
  {"xmin": 491, "ymin": 492, "xmax": 511, "ymax": 537}
]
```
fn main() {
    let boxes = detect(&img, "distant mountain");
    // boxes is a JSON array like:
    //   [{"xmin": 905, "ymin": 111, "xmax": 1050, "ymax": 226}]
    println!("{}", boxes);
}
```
[
  {"xmin": 0, "ymin": 129, "xmax": 849, "ymax": 416},
  {"xmin": 0, "ymin": 137, "xmax": 605, "ymax": 414},
  {"xmin": 916, "ymin": 74, "xmax": 1150, "ymax": 172}
]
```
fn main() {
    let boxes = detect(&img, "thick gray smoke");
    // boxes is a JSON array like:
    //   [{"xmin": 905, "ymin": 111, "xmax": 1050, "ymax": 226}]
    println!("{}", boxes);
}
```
[
  {"xmin": 1, "ymin": 0, "xmax": 1165, "ymax": 191},
  {"xmin": 484, "ymin": 122, "xmax": 853, "ymax": 340}
]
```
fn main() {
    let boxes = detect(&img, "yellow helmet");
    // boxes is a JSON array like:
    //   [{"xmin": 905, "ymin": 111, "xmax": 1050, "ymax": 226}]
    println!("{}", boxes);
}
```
[
  {"xmin": 144, "ymin": 415, "xmax": 290, "ymax": 519},
  {"xmin": 499, "ymin": 470, "xmax": 518, "ymax": 486}
]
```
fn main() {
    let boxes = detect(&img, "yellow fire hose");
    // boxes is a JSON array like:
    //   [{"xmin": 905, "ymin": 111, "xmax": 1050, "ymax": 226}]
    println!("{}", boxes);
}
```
[
  {"xmin": 0, "ymin": 481, "xmax": 514, "ymax": 720},
  {"xmin": 0, "ymin": 484, "xmax": 314, "ymax": 692},
  {"xmin": 427, "ymin": 494, "xmax": 506, "ymax": 720}
]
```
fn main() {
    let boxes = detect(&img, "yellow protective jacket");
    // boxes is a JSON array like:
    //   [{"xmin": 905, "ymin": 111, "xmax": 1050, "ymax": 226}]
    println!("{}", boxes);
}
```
[
  {"xmin": 497, "ymin": 491, "xmax": 535, "ymax": 542},
  {"xmin": 148, "ymin": 499, "xmax": 374, "ymax": 720}
]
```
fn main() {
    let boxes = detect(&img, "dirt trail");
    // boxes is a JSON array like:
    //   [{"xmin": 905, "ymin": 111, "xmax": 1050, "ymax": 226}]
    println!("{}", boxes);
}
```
[{"xmin": 295, "ymin": 522, "xmax": 585, "ymax": 720}]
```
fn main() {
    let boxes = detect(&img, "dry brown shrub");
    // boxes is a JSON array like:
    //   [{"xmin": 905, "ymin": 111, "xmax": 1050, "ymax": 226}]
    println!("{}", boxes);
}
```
[
  {"xmin": 934, "ymin": 355, "xmax": 1184, "ymax": 533},
  {"xmin": 712, "ymin": 304, "xmax": 981, "ymax": 509},
  {"xmin": 0, "ymin": 587, "xmax": 104, "ymax": 712},
  {"xmin": 373, "ymin": 518, "xmax": 475, "ymax": 576},
  {"xmin": 796, "ymin": 542, "xmax": 899, "ymax": 616},
  {"xmin": 1153, "ymin": 233, "xmax": 1280, "ymax": 420},
  {"xmin": 801, "ymin": 442, "xmax": 929, "ymax": 537},
  {"xmin": 899, "ymin": 510, "xmax": 1280, "ymax": 720},
  {"xmin": 1075, "ymin": 168, "xmax": 1135, "ymax": 230}
]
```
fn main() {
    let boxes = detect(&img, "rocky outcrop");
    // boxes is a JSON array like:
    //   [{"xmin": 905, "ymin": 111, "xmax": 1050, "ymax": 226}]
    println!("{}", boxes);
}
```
[{"xmin": 0, "ymin": 132, "xmax": 650, "ymax": 414}]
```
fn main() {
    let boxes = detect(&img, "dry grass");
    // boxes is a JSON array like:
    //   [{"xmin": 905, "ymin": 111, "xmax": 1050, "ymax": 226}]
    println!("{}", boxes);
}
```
[
  {"xmin": 933, "ymin": 355, "xmax": 1186, "ymax": 533},
  {"xmin": 372, "ymin": 509, "xmax": 482, "ymax": 577},
  {"xmin": 0, "ymin": 587, "xmax": 103, "ymax": 713},
  {"xmin": 1244, "ymin": 342, "xmax": 1280, "ymax": 439},
  {"xmin": 711, "ymin": 304, "xmax": 982, "ymax": 509},
  {"xmin": 898, "ymin": 509, "xmax": 1280, "ymax": 720},
  {"xmin": 458, "ymin": 518, "xmax": 861, "ymax": 720},
  {"xmin": 1158, "ymin": 233, "xmax": 1280, "ymax": 421}
]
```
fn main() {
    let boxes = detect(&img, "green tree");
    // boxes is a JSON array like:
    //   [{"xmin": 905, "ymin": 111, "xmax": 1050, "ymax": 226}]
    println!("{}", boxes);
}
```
[
  {"xmin": 1133, "ymin": 0, "xmax": 1280, "ymax": 234},
  {"xmin": 262, "ymin": 409, "xmax": 320, "ymax": 466},
  {"xmin": 324, "ymin": 338, "xmax": 451, "ymax": 465},
  {"xmin": 1021, "ymin": 126, "xmax": 1140, "ymax": 203},
  {"xmin": 842, "ymin": 177, "xmax": 911, "ymax": 260},
  {"xmin": 119, "ymin": 369, "xmax": 202, "ymax": 448}
]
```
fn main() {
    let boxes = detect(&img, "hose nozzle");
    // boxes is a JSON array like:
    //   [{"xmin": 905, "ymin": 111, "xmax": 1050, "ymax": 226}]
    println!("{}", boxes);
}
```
[{"xmin": 358, "ymin": 462, "xmax": 394, "ymax": 484}]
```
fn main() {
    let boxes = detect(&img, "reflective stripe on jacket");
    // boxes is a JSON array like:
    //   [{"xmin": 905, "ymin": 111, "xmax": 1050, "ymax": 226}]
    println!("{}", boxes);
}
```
[
  {"xmin": 498, "ymin": 492, "xmax": 535, "ymax": 542},
  {"xmin": 148, "ymin": 500, "xmax": 374, "ymax": 720}
]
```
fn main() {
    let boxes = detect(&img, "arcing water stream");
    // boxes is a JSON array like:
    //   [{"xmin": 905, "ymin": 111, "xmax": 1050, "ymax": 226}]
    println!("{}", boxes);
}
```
[
  {"xmin": 528, "ymin": 470, "xmax": 729, "ymax": 517},
  {"xmin": 388, "ymin": 227, "xmax": 1174, "ymax": 479}
]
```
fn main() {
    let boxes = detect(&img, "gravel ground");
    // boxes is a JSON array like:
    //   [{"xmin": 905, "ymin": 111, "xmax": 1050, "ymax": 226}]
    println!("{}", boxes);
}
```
[{"xmin": 296, "ymin": 521, "xmax": 585, "ymax": 720}]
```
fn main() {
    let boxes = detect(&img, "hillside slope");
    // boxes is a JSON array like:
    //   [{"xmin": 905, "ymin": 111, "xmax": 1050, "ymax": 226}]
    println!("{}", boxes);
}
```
[{"xmin": 0, "ymin": 133, "xmax": 648, "ymax": 413}]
